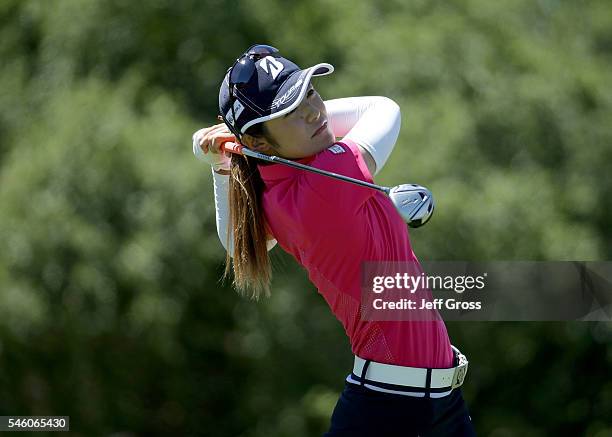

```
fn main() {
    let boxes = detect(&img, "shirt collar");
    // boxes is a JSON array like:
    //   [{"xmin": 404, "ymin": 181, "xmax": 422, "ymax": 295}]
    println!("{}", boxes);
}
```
[{"xmin": 257, "ymin": 154, "xmax": 316, "ymax": 181}]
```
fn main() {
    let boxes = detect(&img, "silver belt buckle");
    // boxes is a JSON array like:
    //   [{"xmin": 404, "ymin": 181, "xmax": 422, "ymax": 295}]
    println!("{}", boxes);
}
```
[{"xmin": 451, "ymin": 353, "xmax": 469, "ymax": 389}]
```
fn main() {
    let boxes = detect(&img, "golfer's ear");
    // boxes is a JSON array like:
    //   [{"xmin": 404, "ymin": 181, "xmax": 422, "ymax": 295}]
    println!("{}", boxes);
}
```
[{"xmin": 241, "ymin": 134, "xmax": 275, "ymax": 154}]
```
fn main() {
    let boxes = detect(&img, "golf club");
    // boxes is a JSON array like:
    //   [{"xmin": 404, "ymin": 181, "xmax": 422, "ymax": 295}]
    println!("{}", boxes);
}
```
[{"xmin": 221, "ymin": 142, "xmax": 435, "ymax": 228}]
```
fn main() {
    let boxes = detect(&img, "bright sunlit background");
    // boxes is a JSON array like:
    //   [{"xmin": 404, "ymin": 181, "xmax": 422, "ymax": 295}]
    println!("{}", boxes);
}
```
[{"xmin": 1, "ymin": 1, "xmax": 611, "ymax": 435}]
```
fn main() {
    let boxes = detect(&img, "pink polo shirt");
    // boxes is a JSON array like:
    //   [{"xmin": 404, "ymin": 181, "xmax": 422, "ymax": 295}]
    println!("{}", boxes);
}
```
[{"xmin": 258, "ymin": 139, "xmax": 453, "ymax": 368}]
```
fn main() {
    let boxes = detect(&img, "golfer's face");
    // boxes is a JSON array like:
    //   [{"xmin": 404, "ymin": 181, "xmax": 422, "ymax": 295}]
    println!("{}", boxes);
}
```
[{"xmin": 264, "ymin": 83, "xmax": 335, "ymax": 159}]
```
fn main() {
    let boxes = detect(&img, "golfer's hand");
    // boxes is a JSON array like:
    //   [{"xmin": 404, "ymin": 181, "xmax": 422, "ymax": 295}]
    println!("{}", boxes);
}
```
[{"xmin": 192, "ymin": 123, "xmax": 235, "ymax": 172}]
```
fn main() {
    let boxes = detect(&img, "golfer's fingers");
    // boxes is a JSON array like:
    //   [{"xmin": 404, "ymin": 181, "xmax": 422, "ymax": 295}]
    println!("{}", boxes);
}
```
[
  {"xmin": 192, "ymin": 124, "xmax": 232, "ymax": 154},
  {"xmin": 209, "ymin": 124, "xmax": 234, "ymax": 143},
  {"xmin": 209, "ymin": 132, "xmax": 236, "ymax": 154},
  {"xmin": 204, "ymin": 123, "xmax": 231, "ymax": 137},
  {"xmin": 192, "ymin": 127, "xmax": 211, "ymax": 153},
  {"xmin": 206, "ymin": 123, "xmax": 229, "ymax": 135}
]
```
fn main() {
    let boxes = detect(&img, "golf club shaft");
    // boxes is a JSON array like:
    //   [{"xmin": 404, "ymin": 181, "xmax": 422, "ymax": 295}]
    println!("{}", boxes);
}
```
[{"xmin": 222, "ymin": 142, "xmax": 390, "ymax": 194}]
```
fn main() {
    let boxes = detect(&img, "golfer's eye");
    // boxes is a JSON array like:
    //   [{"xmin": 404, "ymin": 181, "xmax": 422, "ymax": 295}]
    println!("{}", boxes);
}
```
[{"xmin": 284, "ymin": 88, "xmax": 315, "ymax": 118}]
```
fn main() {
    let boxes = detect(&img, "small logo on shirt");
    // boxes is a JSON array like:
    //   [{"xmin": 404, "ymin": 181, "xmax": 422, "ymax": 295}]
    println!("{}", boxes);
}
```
[{"xmin": 327, "ymin": 144, "xmax": 345, "ymax": 155}]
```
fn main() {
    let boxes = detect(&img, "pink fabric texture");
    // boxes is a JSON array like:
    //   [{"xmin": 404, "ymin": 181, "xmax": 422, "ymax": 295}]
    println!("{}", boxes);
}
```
[{"xmin": 258, "ymin": 139, "xmax": 453, "ymax": 368}]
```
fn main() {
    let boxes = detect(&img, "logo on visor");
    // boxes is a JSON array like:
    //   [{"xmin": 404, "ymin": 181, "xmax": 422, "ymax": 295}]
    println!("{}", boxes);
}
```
[
  {"xmin": 271, "ymin": 76, "xmax": 304, "ymax": 110},
  {"xmin": 227, "ymin": 100, "xmax": 245, "ymax": 125}
]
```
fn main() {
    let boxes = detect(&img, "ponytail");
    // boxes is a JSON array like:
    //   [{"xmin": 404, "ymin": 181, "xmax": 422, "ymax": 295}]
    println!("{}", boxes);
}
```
[{"xmin": 222, "ymin": 124, "xmax": 274, "ymax": 300}]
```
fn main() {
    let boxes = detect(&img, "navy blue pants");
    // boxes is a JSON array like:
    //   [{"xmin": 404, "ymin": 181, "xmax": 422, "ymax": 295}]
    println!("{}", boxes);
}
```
[{"xmin": 323, "ymin": 383, "xmax": 476, "ymax": 437}]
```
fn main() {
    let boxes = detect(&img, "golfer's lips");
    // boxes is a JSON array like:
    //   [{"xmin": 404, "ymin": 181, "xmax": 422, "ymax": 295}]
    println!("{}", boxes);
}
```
[{"xmin": 311, "ymin": 121, "xmax": 327, "ymax": 138}]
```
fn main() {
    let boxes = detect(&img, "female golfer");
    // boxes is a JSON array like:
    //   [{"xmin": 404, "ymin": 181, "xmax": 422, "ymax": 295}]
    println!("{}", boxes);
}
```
[{"xmin": 193, "ymin": 44, "xmax": 476, "ymax": 436}]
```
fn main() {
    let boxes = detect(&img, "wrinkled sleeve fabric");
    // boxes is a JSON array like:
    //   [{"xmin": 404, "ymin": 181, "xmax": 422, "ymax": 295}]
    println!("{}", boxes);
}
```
[{"xmin": 324, "ymin": 96, "xmax": 401, "ymax": 175}]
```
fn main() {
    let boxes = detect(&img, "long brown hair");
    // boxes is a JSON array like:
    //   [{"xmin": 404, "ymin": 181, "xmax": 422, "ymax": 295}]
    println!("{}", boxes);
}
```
[{"xmin": 222, "ymin": 123, "xmax": 276, "ymax": 300}]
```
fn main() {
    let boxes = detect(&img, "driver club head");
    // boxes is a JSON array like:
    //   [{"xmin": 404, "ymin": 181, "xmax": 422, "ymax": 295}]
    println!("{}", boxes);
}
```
[{"xmin": 388, "ymin": 184, "xmax": 435, "ymax": 228}]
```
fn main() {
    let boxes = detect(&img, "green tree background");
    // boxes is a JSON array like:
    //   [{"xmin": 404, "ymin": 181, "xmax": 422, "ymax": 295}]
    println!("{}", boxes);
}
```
[{"xmin": 0, "ymin": 0, "xmax": 611, "ymax": 435}]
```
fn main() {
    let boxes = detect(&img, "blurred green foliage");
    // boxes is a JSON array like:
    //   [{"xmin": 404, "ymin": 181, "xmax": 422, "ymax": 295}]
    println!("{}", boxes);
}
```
[{"xmin": 0, "ymin": 0, "xmax": 611, "ymax": 436}]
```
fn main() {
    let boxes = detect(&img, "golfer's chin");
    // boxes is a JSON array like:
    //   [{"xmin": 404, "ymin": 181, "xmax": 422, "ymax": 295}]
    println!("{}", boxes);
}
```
[
  {"xmin": 311, "ymin": 128, "xmax": 336, "ymax": 153},
  {"xmin": 282, "ymin": 130, "xmax": 336, "ymax": 160}
]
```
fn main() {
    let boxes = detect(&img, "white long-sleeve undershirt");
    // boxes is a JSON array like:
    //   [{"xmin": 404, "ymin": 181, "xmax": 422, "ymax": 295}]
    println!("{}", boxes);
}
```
[
  {"xmin": 213, "ymin": 96, "xmax": 402, "ymax": 256},
  {"xmin": 325, "ymin": 96, "xmax": 401, "ymax": 176}
]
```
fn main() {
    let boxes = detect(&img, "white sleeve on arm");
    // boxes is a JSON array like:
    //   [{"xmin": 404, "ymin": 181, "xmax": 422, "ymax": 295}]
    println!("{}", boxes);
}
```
[
  {"xmin": 212, "ymin": 168, "xmax": 277, "ymax": 257},
  {"xmin": 324, "ymin": 96, "xmax": 401, "ymax": 175}
]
